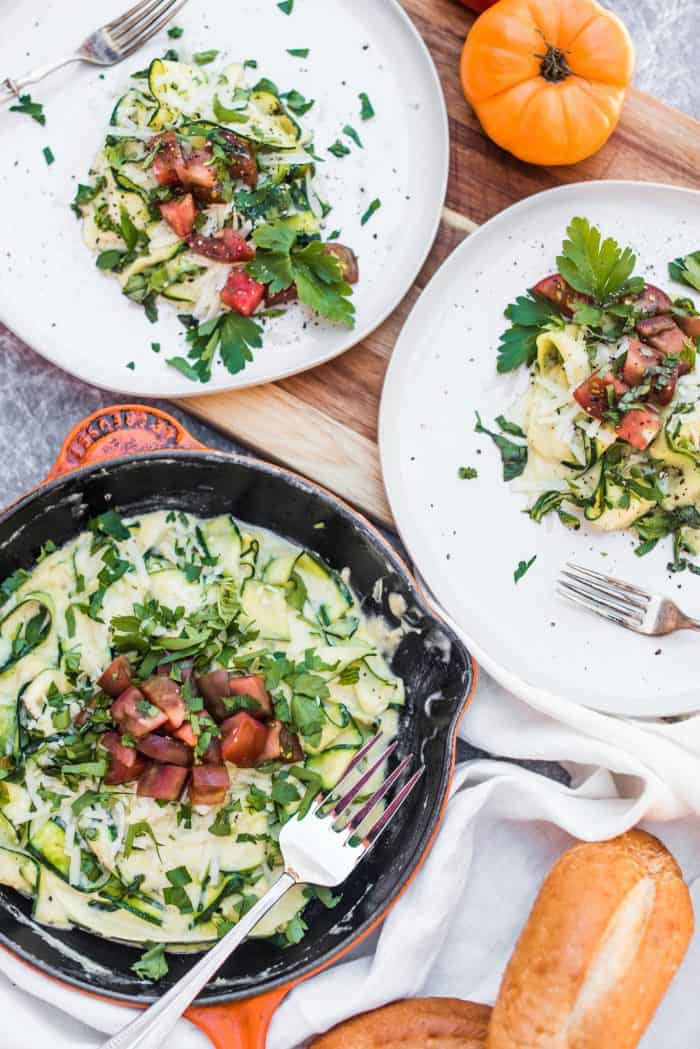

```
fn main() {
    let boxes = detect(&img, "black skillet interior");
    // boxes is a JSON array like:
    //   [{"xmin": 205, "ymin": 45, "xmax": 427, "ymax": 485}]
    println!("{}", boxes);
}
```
[{"xmin": 0, "ymin": 452, "xmax": 473, "ymax": 1003}]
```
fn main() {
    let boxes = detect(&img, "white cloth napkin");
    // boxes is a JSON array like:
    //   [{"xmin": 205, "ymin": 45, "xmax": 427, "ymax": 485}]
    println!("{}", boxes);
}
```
[{"xmin": 2, "ymin": 669, "xmax": 700, "ymax": 1049}]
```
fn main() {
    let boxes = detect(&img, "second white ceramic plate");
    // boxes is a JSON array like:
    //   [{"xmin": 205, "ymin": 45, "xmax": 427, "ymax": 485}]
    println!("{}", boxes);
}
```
[
  {"xmin": 380, "ymin": 181, "xmax": 700, "ymax": 717},
  {"xmin": 0, "ymin": 0, "xmax": 447, "ymax": 396}
]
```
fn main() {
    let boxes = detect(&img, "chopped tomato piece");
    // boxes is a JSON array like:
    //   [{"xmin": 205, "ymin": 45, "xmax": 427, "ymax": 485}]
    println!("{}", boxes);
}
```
[
  {"xmin": 322, "ymin": 243, "xmax": 359, "ymax": 284},
  {"xmin": 573, "ymin": 370, "xmax": 629, "ymax": 421},
  {"xmin": 532, "ymin": 273, "xmax": 588, "ymax": 315},
  {"xmin": 150, "ymin": 131, "xmax": 185, "ymax": 186},
  {"xmin": 646, "ymin": 324, "xmax": 687, "ymax": 361},
  {"xmin": 173, "ymin": 721, "xmax": 198, "ymax": 748},
  {"xmin": 220, "ymin": 712, "xmax": 267, "ymax": 767},
  {"xmin": 180, "ymin": 150, "xmax": 217, "ymax": 191},
  {"xmin": 623, "ymin": 340, "xmax": 661, "ymax": 386},
  {"xmin": 190, "ymin": 764, "xmax": 230, "ymax": 805},
  {"xmin": 98, "ymin": 656, "xmax": 133, "ymax": 699},
  {"xmin": 187, "ymin": 229, "xmax": 255, "ymax": 262},
  {"xmin": 160, "ymin": 193, "xmax": 196, "ymax": 239},
  {"xmin": 676, "ymin": 314, "xmax": 700, "ymax": 339},
  {"xmin": 111, "ymin": 686, "xmax": 168, "ymax": 738},
  {"xmin": 137, "ymin": 763, "xmax": 188, "ymax": 800},
  {"xmin": 628, "ymin": 283, "xmax": 672, "ymax": 316},
  {"xmin": 228, "ymin": 674, "xmax": 273, "ymax": 719},
  {"xmin": 258, "ymin": 720, "xmax": 304, "ymax": 765},
  {"xmin": 265, "ymin": 284, "xmax": 298, "ymax": 308},
  {"xmin": 623, "ymin": 341, "xmax": 678, "ymax": 406},
  {"xmin": 217, "ymin": 129, "xmax": 258, "ymax": 187},
  {"xmin": 136, "ymin": 732, "xmax": 193, "ymax": 767},
  {"xmin": 220, "ymin": 269, "xmax": 265, "ymax": 316},
  {"xmin": 141, "ymin": 676, "xmax": 187, "ymax": 731},
  {"xmin": 101, "ymin": 731, "xmax": 147, "ymax": 785},
  {"xmin": 198, "ymin": 669, "xmax": 231, "ymax": 722},
  {"xmin": 616, "ymin": 407, "xmax": 660, "ymax": 450}
]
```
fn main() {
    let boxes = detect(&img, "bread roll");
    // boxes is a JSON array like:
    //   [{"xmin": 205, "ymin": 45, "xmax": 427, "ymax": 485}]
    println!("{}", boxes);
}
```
[
  {"xmin": 309, "ymin": 997, "xmax": 491, "ymax": 1048},
  {"xmin": 487, "ymin": 829, "xmax": 694, "ymax": 1049}
]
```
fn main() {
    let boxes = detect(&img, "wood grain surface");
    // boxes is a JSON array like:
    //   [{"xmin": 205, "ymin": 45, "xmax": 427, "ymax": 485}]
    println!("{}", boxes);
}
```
[{"xmin": 178, "ymin": 0, "xmax": 700, "ymax": 526}]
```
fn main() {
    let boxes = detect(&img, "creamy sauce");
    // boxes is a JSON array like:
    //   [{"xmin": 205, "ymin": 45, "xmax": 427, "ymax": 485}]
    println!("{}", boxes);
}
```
[{"xmin": 0, "ymin": 511, "xmax": 404, "ymax": 952}]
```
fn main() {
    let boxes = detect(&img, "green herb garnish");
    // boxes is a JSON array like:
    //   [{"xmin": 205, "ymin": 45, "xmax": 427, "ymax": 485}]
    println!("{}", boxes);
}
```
[
  {"xmin": 9, "ymin": 93, "xmax": 45, "ymax": 125},
  {"xmin": 474, "ymin": 412, "xmax": 528, "ymax": 481},
  {"xmin": 514, "ymin": 556, "xmax": 536, "ymax": 584},
  {"xmin": 359, "ymin": 92, "xmax": 374, "ymax": 120},
  {"xmin": 360, "ymin": 198, "xmax": 381, "ymax": 225},
  {"xmin": 131, "ymin": 943, "xmax": 168, "ymax": 980}
]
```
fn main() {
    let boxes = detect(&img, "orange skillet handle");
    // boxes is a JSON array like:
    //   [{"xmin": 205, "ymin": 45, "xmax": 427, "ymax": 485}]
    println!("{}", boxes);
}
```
[
  {"xmin": 186, "ymin": 986, "xmax": 289, "ymax": 1049},
  {"xmin": 44, "ymin": 404, "xmax": 206, "ymax": 482}
]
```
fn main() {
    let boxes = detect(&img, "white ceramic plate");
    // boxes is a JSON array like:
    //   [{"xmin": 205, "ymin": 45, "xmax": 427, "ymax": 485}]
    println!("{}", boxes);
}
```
[
  {"xmin": 380, "ymin": 181, "xmax": 700, "ymax": 717},
  {"xmin": 0, "ymin": 0, "xmax": 447, "ymax": 397}
]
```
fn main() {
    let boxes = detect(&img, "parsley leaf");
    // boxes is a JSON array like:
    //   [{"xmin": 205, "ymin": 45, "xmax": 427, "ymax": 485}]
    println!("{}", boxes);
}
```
[
  {"xmin": 167, "ymin": 313, "xmax": 264, "ymax": 382},
  {"xmin": 360, "ymin": 198, "xmax": 381, "ymax": 225},
  {"xmin": 669, "ymin": 250, "xmax": 700, "ymax": 292},
  {"xmin": 343, "ymin": 125, "xmax": 363, "ymax": 149},
  {"xmin": 281, "ymin": 88, "xmax": 314, "ymax": 115},
  {"xmin": 193, "ymin": 49, "xmax": 219, "ymax": 65},
  {"xmin": 497, "ymin": 292, "xmax": 561, "ymax": 373},
  {"xmin": 458, "ymin": 466, "xmax": 478, "ymax": 479},
  {"xmin": 278, "ymin": 0, "xmax": 294, "ymax": 12},
  {"xmin": 474, "ymin": 412, "xmax": 528, "ymax": 481},
  {"xmin": 131, "ymin": 943, "xmax": 168, "ymax": 981},
  {"xmin": 359, "ymin": 92, "xmax": 375, "ymax": 120},
  {"xmin": 71, "ymin": 176, "xmax": 106, "ymax": 218},
  {"xmin": 43, "ymin": 146, "xmax": 55, "ymax": 165},
  {"xmin": 167, "ymin": 25, "xmax": 184, "ymax": 38},
  {"xmin": 89, "ymin": 510, "xmax": 130, "ymax": 541},
  {"xmin": 287, "ymin": 48, "xmax": 309, "ymax": 57},
  {"xmin": 247, "ymin": 226, "xmax": 355, "ymax": 327},
  {"xmin": 514, "ymin": 556, "xmax": 537, "ymax": 583},
  {"xmin": 328, "ymin": 139, "xmax": 351, "ymax": 158},
  {"xmin": 9, "ymin": 93, "xmax": 45, "ymax": 125},
  {"xmin": 292, "ymin": 241, "xmax": 355, "ymax": 326},
  {"xmin": 556, "ymin": 217, "xmax": 644, "ymax": 303}
]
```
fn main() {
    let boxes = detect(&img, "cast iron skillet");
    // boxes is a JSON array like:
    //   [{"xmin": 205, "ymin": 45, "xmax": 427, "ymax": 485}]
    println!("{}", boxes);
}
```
[{"xmin": 0, "ymin": 406, "xmax": 475, "ymax": 1048}]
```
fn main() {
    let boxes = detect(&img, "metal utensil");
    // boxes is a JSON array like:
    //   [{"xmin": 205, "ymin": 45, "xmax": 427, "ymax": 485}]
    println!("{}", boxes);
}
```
[
  {"xmin": 558, "ymin": 562, "xmax": 700, "ymax": 637},
  {"xmin": 101, "ymin": 732, "xmax": 423, "ymax": 1049},
  {"xmin": 1, "ymin": 0, "xmax": 187, "ymax": 106}
]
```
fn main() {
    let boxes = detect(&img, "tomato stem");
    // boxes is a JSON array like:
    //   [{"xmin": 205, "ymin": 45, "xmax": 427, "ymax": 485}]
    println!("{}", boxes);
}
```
[{"xmin": 534, "ymin": 29, "xmax": 572, "ymax": 83}]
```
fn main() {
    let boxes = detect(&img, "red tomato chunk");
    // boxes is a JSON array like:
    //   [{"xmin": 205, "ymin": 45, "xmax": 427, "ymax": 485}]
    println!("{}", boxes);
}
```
[
  {"xmin": 190, "ymin": 764, "xmax": 230, "ymax": 805},
  {"xmin": 220, "ymin": 269, "xmax": 265, "ymax": 315},
  {"xmin": 98, "ymin": 656, "xmax": 133, "ymax": 699},
  {"xmin": 220, "ymin": 712, "xmax": 267, "ymax": 767},
  {"xmin": 111, "ymin": 687, "xmax": 168, "ymax": 738},
  {"xmin": 137, "ymin": 763, "xmax": 188, "ymax": 800}
]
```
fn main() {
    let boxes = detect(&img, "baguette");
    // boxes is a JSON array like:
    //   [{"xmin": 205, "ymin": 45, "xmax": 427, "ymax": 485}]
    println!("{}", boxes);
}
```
[
  {"xmin": 487, "ymin": 829, "xmax": 694, "ymax": 1049},
  {"xmin": 309, "ymin": 997, "xmax": 492, "ymax": 1048}
]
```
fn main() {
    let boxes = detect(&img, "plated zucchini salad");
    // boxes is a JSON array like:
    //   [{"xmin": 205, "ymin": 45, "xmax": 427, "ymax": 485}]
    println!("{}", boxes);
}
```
[
  {"xmin": 478, "ymin": 218, "xmax": 700, "ymax": 574},
  {"xmin": 0, "ymin": 511, "xmax": 402, "ymax": 977},
  {"xmin": 72, "ymin": 52, "xmax": 359, "ymax": 383}
]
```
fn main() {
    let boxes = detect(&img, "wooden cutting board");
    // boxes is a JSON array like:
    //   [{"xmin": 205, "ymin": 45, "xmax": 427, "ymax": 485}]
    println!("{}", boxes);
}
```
[{"xmin": 177, "ymin": 0, "xmax": 700, "ymax": 526}]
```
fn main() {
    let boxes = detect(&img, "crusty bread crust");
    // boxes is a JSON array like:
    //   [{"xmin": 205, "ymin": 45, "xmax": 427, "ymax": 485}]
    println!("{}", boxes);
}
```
[
  {"xmin": 309, "ymin": 997, "xmax": 492, "ymax": 1048},
  {"xmin": 487, "ymin": 829, "xmax": 694, "ymax": 1049}
]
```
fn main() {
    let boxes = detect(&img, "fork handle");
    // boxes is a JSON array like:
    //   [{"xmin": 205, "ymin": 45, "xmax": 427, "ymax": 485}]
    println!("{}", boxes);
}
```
[
  {"xmin": 1, "ymin": 55, "xmax": 80, "ymax": 105},
  {"xmin": 101, "ymin": 870, "xmax": 298, "ymax": 1049}
]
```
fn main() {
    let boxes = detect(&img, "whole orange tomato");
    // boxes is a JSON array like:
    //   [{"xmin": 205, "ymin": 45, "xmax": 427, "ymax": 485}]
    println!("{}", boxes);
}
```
[{"xmin": 461, "ymin": 0, "xmax": 635, "ymax": 165}]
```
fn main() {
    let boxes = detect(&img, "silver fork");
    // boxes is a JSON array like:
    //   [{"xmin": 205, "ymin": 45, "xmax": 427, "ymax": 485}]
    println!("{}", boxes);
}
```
[
  {"xmin": 1, "ymin": 0, "xmax": 187, "ymax": 106},
  {"xmin": 101, "ymin": 733, "xmax": 423, "ymax": 1049},
  {"xmin": 557, "ymin": 562, "xmax": 700, "ymax": 636}
]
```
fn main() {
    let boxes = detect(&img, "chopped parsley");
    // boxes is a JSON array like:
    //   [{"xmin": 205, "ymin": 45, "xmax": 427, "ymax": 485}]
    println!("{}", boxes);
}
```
[
  {"xmin": 42, "ymin": 146, "xmax": 54, "ymax": 165},
  {"xmin": 514, "ymin": 556, "xmax": 536, "ymax": 584},
  {"xmin": 9, "ymin": 93, "xmax": 45, "ymax": 125},
  {"xmin": 359, "ymin": 92, "xmax": 375, "ymax": 120},
  {"xmin": 458, "ymin": 466, "xmax": 478, "ymax": 479},
  {"xmin": 167, "ymin": 25, "xmax": 184, "ymax": 38},
  {"xmin": 328, "ymin": 139, "xmax": 351, "ymax": 158},
  {"xmin": 167, "ymin": 312, "xmax": 264, "ymax": 383},
  {"xmin": 474, "ymin": 412, "xmax": 527, "ymax": 481},
  {"xmin": 193, "ymin": 49, "xmax": 219, "ymax": 65},
  {"xmin": 669, "ymin": 250, "xmax": 700, "ymax": 292},
  {"xmin": 131, "ymin": 943, "xmax": 168, "ymax": 981},
  {"xmin": 287, "ymin": 48, "xmax": 309, "ymax": 57},
  {"xmin": 343, "ymin": 125, "xmax": 363, "ymax": 149},
  {"xmin": 360, "ymin": 198, "xmax": 381, "ymax": 225},
  {"xmin": 278, "ymin": 0, "xmax": 294, "ymax": 12}
]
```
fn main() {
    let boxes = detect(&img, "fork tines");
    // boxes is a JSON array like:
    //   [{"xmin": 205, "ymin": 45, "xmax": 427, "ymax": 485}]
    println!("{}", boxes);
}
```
[
  {"xmin": 316, "ymin": 732, "xmax": 424, "ymax": 849},
  {"xmin": 108, "ymin": 0, "xmax": 188, "ymax": 55},
  {"xmin": 557, "ymin": 562, "xmax": 650, "ymax": 629}
]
